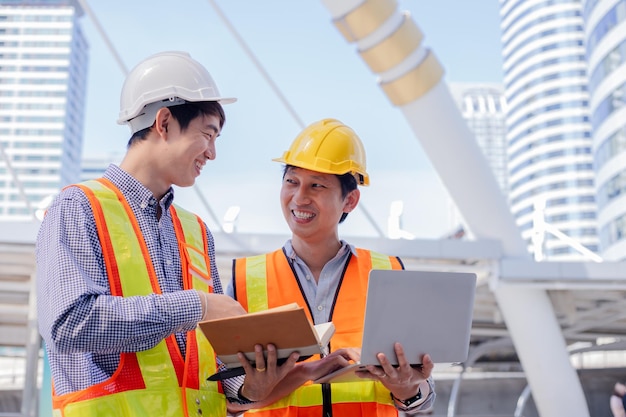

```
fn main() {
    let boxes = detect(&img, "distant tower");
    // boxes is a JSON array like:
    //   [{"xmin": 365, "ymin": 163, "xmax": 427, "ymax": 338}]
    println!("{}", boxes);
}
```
[
  {"xmin": 0, "ymin": 0, "xmax": 88, "ymax": 221},
  {"xmin": 499, "ymin": 0, "xmax": 599, "ymax": 260},
  {"xmin": 447, "ymin": 83, "xmax": 509, "ymax": 239},
  {"xmin": 449, "ymin": 83, "xmax": 509, "ymax": 195},
  {"xmin": 584, "ymin": 0, "xmax": 626, "ymax": 260}
]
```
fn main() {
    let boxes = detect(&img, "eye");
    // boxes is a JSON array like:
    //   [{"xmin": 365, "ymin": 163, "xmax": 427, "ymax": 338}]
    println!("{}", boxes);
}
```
[{"xmin": 202, "ymin": 129, "xmax": 217, "ymax": 141}]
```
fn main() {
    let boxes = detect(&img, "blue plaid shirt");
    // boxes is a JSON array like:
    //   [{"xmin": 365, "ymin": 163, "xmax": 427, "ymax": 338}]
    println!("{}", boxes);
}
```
[{"xmin": 36, "ymin": 164, "xmax": 242, "ymax": 399}]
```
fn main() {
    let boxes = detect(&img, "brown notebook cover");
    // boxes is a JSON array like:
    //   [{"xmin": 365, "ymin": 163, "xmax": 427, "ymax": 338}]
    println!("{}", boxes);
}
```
[{"xmin": 199, "ymin": 302, "xmax": 335, "ymax": 369}]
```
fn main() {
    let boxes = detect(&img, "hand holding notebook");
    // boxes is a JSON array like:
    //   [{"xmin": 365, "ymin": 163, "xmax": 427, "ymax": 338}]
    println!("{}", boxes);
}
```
[{"xmin": 198, "ymin": 302, "xmax": 335, "ymax": 380}]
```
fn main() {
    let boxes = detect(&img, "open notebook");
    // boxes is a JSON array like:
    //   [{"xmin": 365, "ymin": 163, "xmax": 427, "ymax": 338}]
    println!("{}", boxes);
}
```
[
  {"xmin": 199, "ymin": 303, "xmax": 335, "ymax": 381},
  {"xmin": 314, "ymin": 269, "xmax": 476, "ymax": 383}
]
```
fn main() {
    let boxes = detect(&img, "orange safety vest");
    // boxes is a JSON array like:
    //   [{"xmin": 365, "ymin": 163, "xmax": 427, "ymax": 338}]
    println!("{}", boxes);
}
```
[
  {"xmin": 51, "ymin": 178, "xmax": 226, "ymax": 417},
  {"xmin": 232, "ymin": 248, "xmax": 403, "ymax": 417}
]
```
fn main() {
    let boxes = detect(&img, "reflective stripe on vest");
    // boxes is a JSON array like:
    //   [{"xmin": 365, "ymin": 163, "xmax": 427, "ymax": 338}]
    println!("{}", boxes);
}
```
[
  {"xmin": 233, "ymin": 248, "xmax": 403, "ymax": 417},
  {"xmin": 52, "ymin": 179, "xmax": 225, "ymax": 417}
]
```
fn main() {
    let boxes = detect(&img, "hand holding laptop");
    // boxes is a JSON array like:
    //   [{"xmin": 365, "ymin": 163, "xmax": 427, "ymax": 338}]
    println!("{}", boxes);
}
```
[
  {"xmin": 298, "ymin": 347, "xmax": 361, "ymax": 381},
  {"xmin": 313, "ymin": 269, "xmax": 476, "ymax": 384},
  {"xmin": 358, "ymin": 342, "xmax": 434, "ymax": 402}
]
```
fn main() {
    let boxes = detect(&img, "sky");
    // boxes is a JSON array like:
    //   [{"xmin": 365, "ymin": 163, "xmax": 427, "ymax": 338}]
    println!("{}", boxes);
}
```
[{"xmin": 78, "ymin": 0, "xmax": 505, "ymax": 239}]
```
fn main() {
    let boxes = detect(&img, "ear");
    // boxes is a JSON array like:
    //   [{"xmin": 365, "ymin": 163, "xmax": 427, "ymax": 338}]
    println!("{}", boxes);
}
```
[
  {"xmin": 154, "ymin": 107, "xmax": 172, "ymax": 139},
  {"xmin": 342, "ymin": 189, "xmax": 360, "ymax": 213}
]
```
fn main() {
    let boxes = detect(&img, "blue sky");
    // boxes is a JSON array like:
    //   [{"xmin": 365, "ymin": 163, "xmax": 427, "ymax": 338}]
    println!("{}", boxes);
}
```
[{"xmin": 79, "ymin": 1, "xmax": 505, "ymax": 238}]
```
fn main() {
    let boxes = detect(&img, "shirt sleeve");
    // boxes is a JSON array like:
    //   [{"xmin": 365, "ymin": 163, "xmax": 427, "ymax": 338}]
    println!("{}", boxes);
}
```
[
  {"xmin": 36, "ymin": 188, "xmax": 203, "ymax": 354},
  {"xmin": 400, "ymin": 377, "xmax": 436, "ymax": 415},
  {"xmin": 225, "ymin": 278, "xmax": 235, "ymax": 298}
]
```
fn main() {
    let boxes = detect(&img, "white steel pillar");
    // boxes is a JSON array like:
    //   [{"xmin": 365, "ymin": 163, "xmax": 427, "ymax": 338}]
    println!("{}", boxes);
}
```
[{"xmin": 319, "ymin": 1, "xmax": 589, "ymax": 416}]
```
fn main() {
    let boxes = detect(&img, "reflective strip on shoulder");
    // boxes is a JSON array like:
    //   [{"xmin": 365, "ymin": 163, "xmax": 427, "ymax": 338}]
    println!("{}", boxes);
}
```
[
  {"xmin": 80, "ymin": 179, "xmax": 155, "ymax": 296},
  {"xmin": 170, "ymin": 205, "xmax": 213, "ymax": 289},
  {"xmin": 369, "ymin": 251, "xmax": 393, "ymax": 270},
  {"xmin": 245, "ymin": 254, "xmax": 269, "ymax": 313}
]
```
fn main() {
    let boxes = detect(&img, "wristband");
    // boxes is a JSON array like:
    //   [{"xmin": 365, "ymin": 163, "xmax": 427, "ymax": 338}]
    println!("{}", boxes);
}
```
[
  {"xmin": 237, "ymin": 384, "xmax": 255, "ymax": 404},
  {"xmin": 391, "ymin": 388, "xmax": 422, "ymax": 409}
]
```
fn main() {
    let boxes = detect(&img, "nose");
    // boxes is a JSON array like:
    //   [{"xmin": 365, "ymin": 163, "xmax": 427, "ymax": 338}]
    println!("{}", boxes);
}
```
[
  {"xmin": 292, "ymin": 185, "xmax": 310, "ymax": 204},
  {"xmin": 205, "ymin": 142, "xmax": 216, "ymax": 160}
]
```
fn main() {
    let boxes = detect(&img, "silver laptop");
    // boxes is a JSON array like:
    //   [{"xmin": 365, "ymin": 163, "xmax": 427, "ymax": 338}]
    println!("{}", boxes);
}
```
[{"xmin": 314, "ymin": 269, "xmax": 476, "ymax": 383}]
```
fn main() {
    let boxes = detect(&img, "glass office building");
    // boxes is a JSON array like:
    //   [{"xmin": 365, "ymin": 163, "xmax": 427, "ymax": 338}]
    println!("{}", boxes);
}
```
[
  {"xmin": 449, "ymin": 83, "xmax": 509, "ymax": 196},
  {"xmin": 499, "ymin": 0, "xmax": 599, "ymax": 260},
  {"xmin": 0, "ymin": 0, "xmax": 88, "ymax": 221},
  {"xmin": 584, "ymin": 0, "xmax": 626, "ymax": 260}
]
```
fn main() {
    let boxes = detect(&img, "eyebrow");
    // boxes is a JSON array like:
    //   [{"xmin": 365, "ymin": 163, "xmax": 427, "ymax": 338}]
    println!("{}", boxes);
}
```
[
  {"xmin": 203, "ymin": 123, "xmax": 220, "ymax": 136},
  {"xmin": 288, "ymin": 170, "xmax": 333, "ymax": 184}
]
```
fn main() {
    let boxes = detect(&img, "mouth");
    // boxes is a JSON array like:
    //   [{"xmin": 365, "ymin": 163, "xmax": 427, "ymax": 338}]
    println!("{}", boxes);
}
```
[
  {"xmin": 292, "ymin": 210, "xmax": 315, "ymax": 220},
  {"xmin": 195, "ymin": 160, "xmax": 204, "ymax": 173}
]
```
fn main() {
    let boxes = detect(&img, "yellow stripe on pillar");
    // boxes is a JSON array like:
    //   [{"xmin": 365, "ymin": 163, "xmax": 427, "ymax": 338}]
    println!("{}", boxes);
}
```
[
  {"xmin": 332, "ymin": 0, "xmax": 397, "ymax": 43},
  {"xmin": 358, "ymin": 13, "xmax": 423, "ymax": 74},
  {"xmin": 380, "ymin": 51, "xmax": 444, "ymax": 106}
]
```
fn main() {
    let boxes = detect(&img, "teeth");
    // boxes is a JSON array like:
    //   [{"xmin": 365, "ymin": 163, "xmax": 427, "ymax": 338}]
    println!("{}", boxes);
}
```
[
  {"xmin": 195, "ymin": 161, "xmax": 202, "ymax": 170},
  {"xmin": 293, "ymin": 210, "xmax": 314, "ymax": 219}
]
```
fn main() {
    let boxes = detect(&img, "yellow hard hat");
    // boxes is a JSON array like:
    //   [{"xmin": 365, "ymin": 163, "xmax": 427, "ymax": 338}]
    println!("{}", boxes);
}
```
[{"xmin": 273, "ymin": 118, "xmax": 370, "ymax": 186}]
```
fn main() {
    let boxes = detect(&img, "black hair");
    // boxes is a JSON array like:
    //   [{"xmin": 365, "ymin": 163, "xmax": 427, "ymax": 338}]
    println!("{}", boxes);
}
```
[
  {"xmin": 282, "ymin": 165, "xmax": 358, "ymax": 224},
  {"xmin": 127, "ymin": 101, "xmax": 226, "ymax": 147}
]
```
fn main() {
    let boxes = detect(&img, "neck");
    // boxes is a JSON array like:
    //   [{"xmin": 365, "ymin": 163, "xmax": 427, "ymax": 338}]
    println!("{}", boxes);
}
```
[
  {"xmin": 291, "ymin": 236, "xmax": 342, "ymax": 281},
  {"xmin": 119, "ymin": 144, "xmax": 169, "ymax": 199}
]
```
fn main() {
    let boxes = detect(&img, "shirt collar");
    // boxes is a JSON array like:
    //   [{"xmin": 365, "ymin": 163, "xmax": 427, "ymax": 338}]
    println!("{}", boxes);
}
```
[
  {"xmin": 103, "ymin": 164, "xmax": 175, "ymax": 211},
  {"xmin": 283, "ymin": 239, "xmax": 358, "ymax": 263}
]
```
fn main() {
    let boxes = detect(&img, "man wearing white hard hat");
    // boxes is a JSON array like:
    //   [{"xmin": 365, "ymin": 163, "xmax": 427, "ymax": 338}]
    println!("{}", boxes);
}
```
[{"xmin": 36, "ymin": 51, "xmax": 295, "ymax": 417}]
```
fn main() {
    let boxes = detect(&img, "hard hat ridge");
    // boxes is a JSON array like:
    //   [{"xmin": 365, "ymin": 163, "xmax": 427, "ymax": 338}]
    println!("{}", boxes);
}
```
[{"xmin": 117, "ymin": 51, "xmax": 236, "ymax": 134}]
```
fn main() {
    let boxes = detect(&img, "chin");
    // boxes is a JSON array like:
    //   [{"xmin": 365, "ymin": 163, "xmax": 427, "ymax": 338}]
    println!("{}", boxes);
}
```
[{"xmin": 177, "ymin": 178, "xmax": 195, "ymax": 188}]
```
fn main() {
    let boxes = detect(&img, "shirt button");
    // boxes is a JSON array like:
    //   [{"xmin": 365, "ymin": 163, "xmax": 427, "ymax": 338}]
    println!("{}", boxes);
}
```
[
  {"xmin": 306, "ymin": 275, "xmax": 312, "ymax": 281},
  {"xmin": 166, "ymin": 259, "xmax": 172, "ymax": 265},
  {"xmin": 317, "ymin": 305, "xmax": 324, "ymax": 311},
  {"xmin": 140, "ymin": 202, "xmax": 147, "ymax": 209}
]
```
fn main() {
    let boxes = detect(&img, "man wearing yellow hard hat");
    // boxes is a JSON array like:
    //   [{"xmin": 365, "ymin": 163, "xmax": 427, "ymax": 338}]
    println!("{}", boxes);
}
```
[{"xmin": 227, "ymin": 119, "xmax": 436, "ymax": 416}]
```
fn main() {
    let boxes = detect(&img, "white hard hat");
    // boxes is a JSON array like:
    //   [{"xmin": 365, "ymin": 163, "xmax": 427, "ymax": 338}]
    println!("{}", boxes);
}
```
[{"xmin": 117, "ymin": 51, "xmax": 236, "ymax": 134}]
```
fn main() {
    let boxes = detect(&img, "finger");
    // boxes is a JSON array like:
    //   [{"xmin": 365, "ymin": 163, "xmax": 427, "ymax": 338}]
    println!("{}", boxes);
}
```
[
  {"xmin": 253, "ymin": 344, "xmax": 266, "ymax": 372},
  {"xmin": 343, "ymin": 347, "xmax": 361, "ymax": 362},
  {"xmin": 420, "ymin": 354, "xmax": 434, "ymax": 376},
  {"xmin": 264, "ymin": 343, "xmax": 277, "ymax": 369},
  {"xmin": 278, "ymin": 350, "xmax": 299, "ymax": 376},
  {"xmin": 237, "ymin": 351, "xmax": 254, "ymax": 374},
  {"xmin": 393, "ymin": 342, "xmax": 410, "ymax": 367},
  {"xmin": 376, "ymin": 353, "xmax": 397, "ymax": 377},
  {"xmin": 364, "ymin": 364, "xmax": 388, "ymax": 380},
  {"xmin": 284, "ymin": 350, "xmax": 300, "ymax": 367}
]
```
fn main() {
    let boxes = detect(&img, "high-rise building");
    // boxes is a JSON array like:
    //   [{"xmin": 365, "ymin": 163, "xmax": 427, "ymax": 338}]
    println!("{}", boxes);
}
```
[
  {"xmin": 449, "ymin": 83, "xmax": 509, "ymax": 195},
  {"xmin": 0, "ymin": 0, "xmax": 88, "ymax": 221},
  {"xmin": 584, "ymin": 0, "xmax": 626, "ymax": 260},
  {"xmin": 445, "ymin": 83, "xmax": 508, "ymax": 239},
  {"xmin": 499, "ymin": 0, "xmax": 599, "ymax": 260}
]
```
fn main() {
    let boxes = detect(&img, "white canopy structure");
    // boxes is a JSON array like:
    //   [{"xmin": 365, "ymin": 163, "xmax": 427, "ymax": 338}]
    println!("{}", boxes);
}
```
[{"xmin": 1, "ymin": 1, "xmax": 626, "ymax": 416}]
